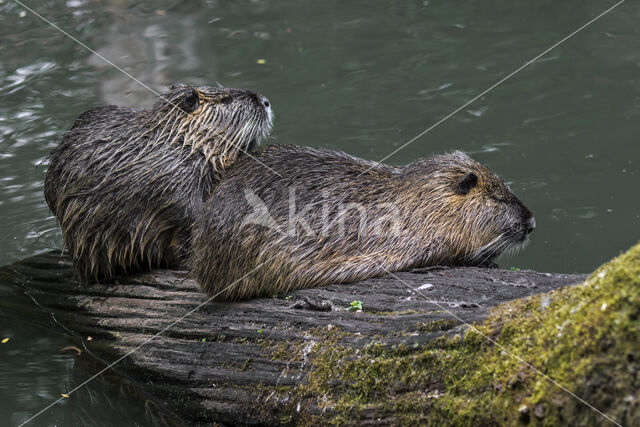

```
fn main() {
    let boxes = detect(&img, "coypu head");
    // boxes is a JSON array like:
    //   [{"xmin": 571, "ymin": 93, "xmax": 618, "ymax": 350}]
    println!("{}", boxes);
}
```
[
  {"xmin": 405, "ymin": 151, "xmax": 535, "ymax": 266},
  {"xmin": 145, "ymin": 84, "xmax": 273, "ymax": 171}
]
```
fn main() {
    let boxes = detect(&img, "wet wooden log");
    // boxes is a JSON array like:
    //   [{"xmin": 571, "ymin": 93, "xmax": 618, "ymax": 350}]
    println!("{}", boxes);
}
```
[{"xmin": 0, "ymin": 251, "xmax": 585, "ymax": 425}]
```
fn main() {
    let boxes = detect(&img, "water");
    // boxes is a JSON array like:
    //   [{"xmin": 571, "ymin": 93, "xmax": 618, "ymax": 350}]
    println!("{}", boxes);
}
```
[{"xmin": 0, "ymin": 0, "xmax": 638, "ymax": 424}]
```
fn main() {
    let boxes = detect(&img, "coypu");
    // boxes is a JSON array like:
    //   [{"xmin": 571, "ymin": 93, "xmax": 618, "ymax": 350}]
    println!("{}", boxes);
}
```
[
  {"xmin": 191, "ymin": 145, "xmax": 535, "ymax": 301},
  {"xmin": 44, "ymin": 84, "xmax": 272, "ymax": 281}
]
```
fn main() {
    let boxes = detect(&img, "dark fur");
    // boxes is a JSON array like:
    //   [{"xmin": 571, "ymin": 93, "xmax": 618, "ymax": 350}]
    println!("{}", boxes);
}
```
[
  {"xmin": 45, "ymin": 85, "xmax": 272, "ymax": 281},
  {"xmin": 191, "ymin": 145, "xmax": 535, "ymax": 301}
]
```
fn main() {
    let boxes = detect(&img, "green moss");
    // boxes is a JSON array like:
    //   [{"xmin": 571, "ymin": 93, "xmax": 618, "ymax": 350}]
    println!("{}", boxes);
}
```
[
  {"xmin": 269, "ymin": 340, "xmax": 293, "ymax": 360},
  {"xmin": 415, "ymin": 319, "xmax": 460, "ymax": 333},
  {"xmin": 292, "ymin": 242, "xmax": 640, "ymax": 425},
  {"xmin": 266, "ymin": 339, "xmax": 318, "ymax": 362}
]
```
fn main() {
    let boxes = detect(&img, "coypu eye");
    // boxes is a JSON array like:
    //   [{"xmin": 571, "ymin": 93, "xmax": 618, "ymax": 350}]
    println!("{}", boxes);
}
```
[
  {"xmin": 181, "ymin": 89, "xmax": 200, "ymax": 113},
  {"xmin": 220, "ymin": 96, "xmax": 233, "ymax": 105},
  {"xmin": 456, "ymin": 172, "xmax": 478, "ymax": 195}
]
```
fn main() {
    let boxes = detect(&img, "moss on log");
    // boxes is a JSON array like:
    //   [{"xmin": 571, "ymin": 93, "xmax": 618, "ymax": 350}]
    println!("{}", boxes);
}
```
[
  {"xmin": 293, "ymin": 243, "xmax": 640, "ymax": 426},
  {"xmin": 0, "ymin": 244, "xmax": 637, "ymax": 426}
]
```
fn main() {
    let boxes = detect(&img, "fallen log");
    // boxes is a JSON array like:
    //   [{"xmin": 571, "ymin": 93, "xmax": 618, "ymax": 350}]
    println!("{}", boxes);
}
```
[{"xmin": 0, "ymin": 245, "xmax": 637, "ymax": 425}]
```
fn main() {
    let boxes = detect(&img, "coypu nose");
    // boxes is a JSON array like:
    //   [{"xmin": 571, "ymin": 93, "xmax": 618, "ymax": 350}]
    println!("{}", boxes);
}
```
[
  {"xmin": 250, "ymin": 91, "xmax": 270, "ymax": 109},
  {"xmin": 526, "ymin": 217, "xmax": 536, "ymax": 235}
]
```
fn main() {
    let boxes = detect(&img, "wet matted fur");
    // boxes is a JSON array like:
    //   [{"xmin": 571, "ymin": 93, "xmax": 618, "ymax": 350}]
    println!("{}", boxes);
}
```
[
  {"xmin": 45, "ymin": 85, "xmax": 272, "ymax": 281},
  {"xmin": 192, "ymin": 145, "xmax": 535, "ymax": 301}
]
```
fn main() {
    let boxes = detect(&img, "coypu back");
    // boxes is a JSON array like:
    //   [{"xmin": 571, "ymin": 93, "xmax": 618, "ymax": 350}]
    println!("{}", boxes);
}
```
[
  {"xmin": 192, "ymin": 144, "xmax": 535, "ymax": 301},
  {"xmin": 45, "ymin": 85, "xmax": 272, "ymax": 281}
]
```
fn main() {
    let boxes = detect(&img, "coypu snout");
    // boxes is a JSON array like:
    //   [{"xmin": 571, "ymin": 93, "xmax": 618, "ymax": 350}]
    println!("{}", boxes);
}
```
[
  {"xmin": 511, "ymin": 198, "xmax": 536, "ymax": 246},
  {"xmin": 504, "ymin": 197, "xmax": 535, "ymax": 243},
  {"xmin": 246, "ymin": 91, "xmax": 271, "ymax": 109},
  {"xmin": 519, "ymin": 205, "xmax": 536, "ymax": 240},
  {"xmin": 527, "ymin": 217, "xmax": 536, "ymax": 235}
]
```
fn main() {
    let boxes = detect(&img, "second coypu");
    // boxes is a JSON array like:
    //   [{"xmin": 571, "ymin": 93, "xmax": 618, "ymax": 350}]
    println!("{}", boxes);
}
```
[
  {"xmin": 45, "ymin": 84, "xmax": 272, "ymax": 281},
  {"xmin": 191, "ymin": 145, "xmax": 535, "ymax": 301}
]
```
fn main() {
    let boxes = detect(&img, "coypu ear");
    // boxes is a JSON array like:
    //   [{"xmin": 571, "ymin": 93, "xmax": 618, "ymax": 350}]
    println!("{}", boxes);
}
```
[
  {"xmin": 456, "ymin": 172, "xmax": 478, "ymax": 195},
  {"xmin": 180, "ymin": 88, "xmax": 201, "ymax": 113}
]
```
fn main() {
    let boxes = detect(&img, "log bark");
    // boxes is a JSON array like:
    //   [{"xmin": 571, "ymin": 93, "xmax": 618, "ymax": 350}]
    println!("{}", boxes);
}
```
[{"xmin": 0, "ymin": 251, "xmax": 585, "ymax": 425}]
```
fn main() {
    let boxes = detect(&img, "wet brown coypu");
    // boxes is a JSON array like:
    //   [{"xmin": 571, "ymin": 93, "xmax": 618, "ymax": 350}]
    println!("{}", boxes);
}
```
[
  {"xmin": 191, "ymin": 145, "xmax": 535, "ymax": 301},
  {"xmin": 44, "ymin": 84, "xmax": 272, "ymax": 281}
]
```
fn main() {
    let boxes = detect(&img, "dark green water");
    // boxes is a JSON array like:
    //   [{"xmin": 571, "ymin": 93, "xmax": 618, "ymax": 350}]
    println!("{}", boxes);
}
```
[{"xmin": 0, "ymin": 0, "xmax": 638, "ymax": 424}]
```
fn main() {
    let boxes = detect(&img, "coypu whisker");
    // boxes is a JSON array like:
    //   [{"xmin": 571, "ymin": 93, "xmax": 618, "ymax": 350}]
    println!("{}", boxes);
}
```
[{"xmin": 467, "ymin": 231, "xmax": 507, "ymax": 264}]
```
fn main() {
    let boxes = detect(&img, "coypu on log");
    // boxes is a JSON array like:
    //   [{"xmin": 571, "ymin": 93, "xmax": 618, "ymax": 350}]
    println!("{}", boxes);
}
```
[
  {"xmin": 192, "ymin": 146, "xmax": 536, "ymax": 301},
  {"xmin": 44, "ymin": 85, "xmax": 272, "ymax": 282}
]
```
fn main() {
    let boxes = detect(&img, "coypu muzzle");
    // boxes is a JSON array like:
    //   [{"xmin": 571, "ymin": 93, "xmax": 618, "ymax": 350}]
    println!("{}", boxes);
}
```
[{"xmin": 465, "ymin": 193, "xmax": 536, "ymax": 266}]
